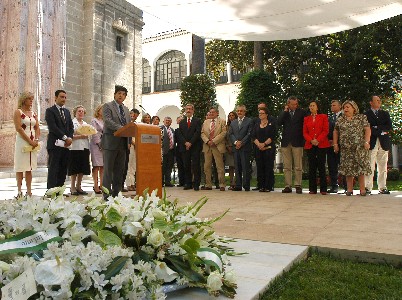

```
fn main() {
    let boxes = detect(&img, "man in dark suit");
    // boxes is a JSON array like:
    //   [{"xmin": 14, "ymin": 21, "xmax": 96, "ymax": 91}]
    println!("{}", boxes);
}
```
[
  {"xmin": 101, "ymin": 85, "xmax": 131, "ymax": 198},
  {"xmin": 229, "ymin": 105, "xmax": 253, "ymax": 191},
  {"xmin": 174, "ymin": 116, "xmax": 185, "ymax": 187},
  {"xmin": 45, "ymin": 89, "xmax": 74, "ymax": 189},
  {"xmin": 161, "ymin": 116, "xmax": 175, "ymax": 187},
  {"xmin": 364, "ymin": 95, "xmax": 393, "ymax": 194},
  {"xmin": 277, "ymin": 96, "xmax": 307, "ymax": 194},
  {"xmin": 177, "ymin": 103, "xmax": 202, "ymax": 191},
  {"xmin": 327, "ymin": 100, "xmax": 343, "ymax": 193}
]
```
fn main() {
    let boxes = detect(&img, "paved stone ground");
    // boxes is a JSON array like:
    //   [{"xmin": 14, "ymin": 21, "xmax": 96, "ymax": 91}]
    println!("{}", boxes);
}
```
[
  {"xmin": 1, "ymin": 170, "xmax": 401, "ymax": 255},
  {"xmin": 1, "ymin": 169, "xmax": 401, "ymax": 299}
]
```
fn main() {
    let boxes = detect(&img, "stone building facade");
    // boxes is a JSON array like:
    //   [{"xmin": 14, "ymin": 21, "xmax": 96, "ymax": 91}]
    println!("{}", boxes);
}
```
[{"xmin": 0, "ymin": 0, "xmax": 143, "ymax": 167}]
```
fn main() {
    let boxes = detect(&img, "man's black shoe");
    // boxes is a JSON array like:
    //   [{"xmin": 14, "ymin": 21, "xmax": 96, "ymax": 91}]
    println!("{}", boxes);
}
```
[
  {"xmin": 252, "ymin": 187, "xmax": 260, "ymax": 191},
  {"xmin": 194, "ymin": 187, "xmax": 200, "ymax": 191},
  {"xmin": 183, "ymin": 186, "xmax": 192, "ymax": 190},
  {"xmin": 232, "ymin": 187, "xmax": 242, "ymax": 191},
  {"xmin": 365, "ymin": 188, "xmax": 372, "ymax": 195},
  {"xmin": 244, "ymin": 187, "xmax": 250, "ymax": 191},
  {"xmin": 379, "ymin": 189, "xmax": 390, "ymax": 194},
  {"xmin": 327, "ymin": 187, "xmax": 338, "ymax": 194}
]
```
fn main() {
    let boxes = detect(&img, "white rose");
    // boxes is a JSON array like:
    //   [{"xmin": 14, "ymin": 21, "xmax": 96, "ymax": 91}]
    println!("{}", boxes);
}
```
[
  {"xmin": 224, "ymin": 269, "xmax": 236, "ymax": 284},
  {"xmin": 207, "ymin": 271, "xmax": 223, "ymax": 291},
  {"xmin": 147, "ymin": 228, "xmax": 165, "ymax": 247},
  {"xmin": 122, "ymin": 222, "xmax": 143, "ymax": 236},
  {"xmin": 152, "ymin": 208, "xmax": 167, "ymax": 219},
  {"xmin": 0, "ymin": 261, "xmax": 10, "ymax": 272}
]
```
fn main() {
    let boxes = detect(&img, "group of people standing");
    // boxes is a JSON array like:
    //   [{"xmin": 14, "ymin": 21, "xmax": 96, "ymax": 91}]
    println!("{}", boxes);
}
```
[
  {"xmin": 13, "ymin": 87, "xmax": 392, "ymax": 198},
  {"xmin": 279, "ymin": 96, "xmax": 392, "ymax": 196}
]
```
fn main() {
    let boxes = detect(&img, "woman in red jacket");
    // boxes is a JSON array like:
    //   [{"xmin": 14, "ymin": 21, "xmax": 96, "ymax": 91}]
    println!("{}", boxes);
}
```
[{"xmin": 303, "ymin": 100, "xmax": 330, "ymax": 195}]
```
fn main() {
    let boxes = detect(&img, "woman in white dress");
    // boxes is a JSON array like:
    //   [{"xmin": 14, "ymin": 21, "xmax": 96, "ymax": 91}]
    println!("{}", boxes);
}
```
[{"xmin": 13, "ymin": 92, "xmax": 40, "ymax": 197}]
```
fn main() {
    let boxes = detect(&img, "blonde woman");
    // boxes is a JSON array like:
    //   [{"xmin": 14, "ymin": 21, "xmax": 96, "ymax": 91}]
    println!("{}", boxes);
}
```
[
  {"xmin": 13, "ymin": 92, "xmax": 40, "ymax": 197},
  {"xmin": 90, "ymin": 104, "xmax": 104, "ymax": 194},
  {"xmin": 333, "ymin": 100, "xmax": 371, "ymax": 196},
  {"xmin": 68, "ymin": 105, "xmax": 90, "ymax": 195}
]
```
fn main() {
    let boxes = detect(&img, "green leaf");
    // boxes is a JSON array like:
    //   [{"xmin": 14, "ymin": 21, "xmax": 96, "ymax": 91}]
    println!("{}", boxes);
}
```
[
  {"xmin": 89, "ymin": 218, "xmax": 106, "ymax": 232},
  {"xmin": 184, "ymin": 238, "xmax": 200, "ymax": 253},
  {"xmin": 98, "ymin": 230, "xmax": 122, "ymax": 246},
  {"xmin": 153, "ymin": 219, "xmax": 181, "ymax": 232},
  {"xmin": 132, "ymin": 249, "xmax": 151, "ymax": 264},
  {"xmin": 106, "ymin": 207, "xmax": 122, "ymax": 224},
  {"xmin": 102, "ymin": 256, "xmax": 129, "ymax": 280},
  {"xmin": 166, "ymin": 255, "xmax": 206, "ymax": 283}
]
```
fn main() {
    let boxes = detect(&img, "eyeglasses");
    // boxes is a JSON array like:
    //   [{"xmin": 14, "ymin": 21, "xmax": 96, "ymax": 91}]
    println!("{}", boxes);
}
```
[{"xmin": 258, "ymin": 112, "xmax": 266, "ymax": 115}]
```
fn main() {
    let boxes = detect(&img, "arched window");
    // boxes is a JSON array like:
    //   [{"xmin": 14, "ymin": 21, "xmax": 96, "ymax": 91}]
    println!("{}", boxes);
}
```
[
  {"xmin": 155, "ymin": 50, "xmax": 187, "ymax": 92},
  {"xmin": 142, "ymin": 59, "xmax": 151, "ymax": 94}
]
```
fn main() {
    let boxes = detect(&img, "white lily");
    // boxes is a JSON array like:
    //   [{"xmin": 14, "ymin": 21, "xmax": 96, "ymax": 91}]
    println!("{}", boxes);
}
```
[
  {"xmin": 34, "ymin": 256, "xmax": 74, "ymax": 285},
  {"xmin": 154, "ymin": 261, "xmax": 178, "ymax": 283}
]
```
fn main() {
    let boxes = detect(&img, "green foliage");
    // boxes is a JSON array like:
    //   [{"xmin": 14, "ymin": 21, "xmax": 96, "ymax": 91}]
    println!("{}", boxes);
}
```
[
  {"xmin": 387, "ymin": 168, "xmax": 400, "ymax": 181},
  {"xmin": 382, "ymin": 88, "xmax": 402, "ymax": 144},
  {"xmin": 236, "ymin": 70, "xmax": 281, "ymax": 118},
  {"xmin": 261, "ymin": 252, "xmax": 402, "ymax": 300},
  {"xmin": 180, "ymin": 74, "xmax": 217, "ymax": 119},
  {"xmin": 205, "ymin": 14, "xmax": 402, "ymax": 115}
]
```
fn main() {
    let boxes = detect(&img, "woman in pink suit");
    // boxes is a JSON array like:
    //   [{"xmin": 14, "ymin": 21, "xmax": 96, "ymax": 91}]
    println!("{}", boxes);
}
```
[
  {"xmin": 303, "ymin": 100, "xmax": 330, "ymax": 195},
  {"xmin": 90, "ymin": 104, "xmax": 104, "ymax": 194}
]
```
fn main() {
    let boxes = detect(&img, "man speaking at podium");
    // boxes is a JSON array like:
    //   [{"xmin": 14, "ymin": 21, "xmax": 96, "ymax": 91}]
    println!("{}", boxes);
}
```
[{"xmin": 101, "ymin": 85, "xmax": 131, "ymax": 199}]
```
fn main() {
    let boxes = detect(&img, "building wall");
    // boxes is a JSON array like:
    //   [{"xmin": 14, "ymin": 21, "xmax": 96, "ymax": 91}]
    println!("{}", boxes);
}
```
[{"xmin": 0, "ymin": 0, "xmax": 143, "ymax": 167}]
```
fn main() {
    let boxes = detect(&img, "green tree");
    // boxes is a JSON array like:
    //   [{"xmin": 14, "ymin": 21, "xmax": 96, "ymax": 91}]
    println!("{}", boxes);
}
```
[
  {"xmin": 179, "ymin": 74, "xmax": 217, "ymax": 119},
  {"xmin": 382, "ymin": 88, "xmax": 402, "ymax": 144},
  {"xmin": 236, "ymin": 70, "xmax": 281, "ymax": 118},
  {"xmin": 205, "ymin": 14, "xmax": 402, "ymax": 114}
]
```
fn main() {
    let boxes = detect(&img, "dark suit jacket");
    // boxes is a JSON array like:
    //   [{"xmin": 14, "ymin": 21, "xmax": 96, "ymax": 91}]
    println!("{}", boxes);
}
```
[
  {"xmin": 161, "ymin": 125, "xmax": 175, "ymax": 155},
  {"xmin": 229, "ymin": 117, "xmax": 253, "ymax": 152},
  {"xmin": 277, "ymin": 108, "xmax": 307, "ymax": 147},
  {"xmin": 364, "ymin": 109, "xmax": 392, "ymax": 151},
  {"xmin": 177, "ymin": 116, "xmax": 202, "ymax": 153},
  {"xmin": 101, "ymin": 100, "xmax": 131, "ymax": 151},
  {"xmin": 328, "ymin": 112, "xmax": 342, "ymax": 141},
  {"xmin": 45, "ymin": 105, "xmax": 74, "ymax": 150}
]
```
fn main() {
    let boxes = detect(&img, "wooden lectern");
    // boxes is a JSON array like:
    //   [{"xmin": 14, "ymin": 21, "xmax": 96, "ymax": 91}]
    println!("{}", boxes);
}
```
[{"xmin": 114, "ymin": 123, "xmax": 162, "ymax": 198}]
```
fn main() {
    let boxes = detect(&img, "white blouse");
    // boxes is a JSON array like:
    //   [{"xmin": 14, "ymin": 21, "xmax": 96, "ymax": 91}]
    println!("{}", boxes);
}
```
[{"xmin": 71, "ymin": 118, "xmax": 90, "ymax": 150}]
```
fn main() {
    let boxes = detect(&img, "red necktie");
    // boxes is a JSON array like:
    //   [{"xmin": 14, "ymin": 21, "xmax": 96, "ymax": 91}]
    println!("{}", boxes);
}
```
[
  {"xmin": 187, "ymin": 118, "xmax": 191, "ymax": 128},
  {"xmin": 167, "ymin": 127, "xmax": 174, "ymax": 149}
]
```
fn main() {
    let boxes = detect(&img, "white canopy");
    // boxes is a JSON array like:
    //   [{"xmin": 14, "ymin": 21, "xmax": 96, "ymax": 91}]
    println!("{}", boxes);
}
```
[{"xmin": 129, "ymin": 0, "xmax": 402, "ymax": 41}]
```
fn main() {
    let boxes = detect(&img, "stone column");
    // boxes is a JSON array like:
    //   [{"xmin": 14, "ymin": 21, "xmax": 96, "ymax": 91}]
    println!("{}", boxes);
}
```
[{"xmin": 191, "ymin": 34, "xmax": 205, "ymax": 75}]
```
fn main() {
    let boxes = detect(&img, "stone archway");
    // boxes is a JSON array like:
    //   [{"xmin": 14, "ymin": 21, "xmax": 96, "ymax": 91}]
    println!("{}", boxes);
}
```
[{"xmin": 156, "ymin": 105, "xmax": 182, "ymax": 129}]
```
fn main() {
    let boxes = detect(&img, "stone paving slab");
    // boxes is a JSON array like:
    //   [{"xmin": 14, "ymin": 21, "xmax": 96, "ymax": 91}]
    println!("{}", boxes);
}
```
[
  {"xmin": 1, "ymin": 176, "xmax": 401, "ymax": 256},
  {"xmin": 167, "ymin": 239, "xmax": 308, "ymax": 300}
]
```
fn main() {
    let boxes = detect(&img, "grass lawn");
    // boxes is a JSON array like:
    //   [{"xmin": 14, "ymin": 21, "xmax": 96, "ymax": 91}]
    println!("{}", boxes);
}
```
[{"xmin": 260, "ymin": 251, "xmax": 402, "ymax": 300}]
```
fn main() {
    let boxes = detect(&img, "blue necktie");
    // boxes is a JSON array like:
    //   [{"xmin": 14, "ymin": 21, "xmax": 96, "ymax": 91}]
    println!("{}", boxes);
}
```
[{"xmin": 119, "ymin": 105, "xmax": 126, "ymax": 125}]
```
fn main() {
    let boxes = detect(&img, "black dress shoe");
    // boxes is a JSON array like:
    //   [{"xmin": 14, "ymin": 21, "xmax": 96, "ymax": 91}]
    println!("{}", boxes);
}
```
[
  {"xmin": 201, "ymin": 186, "xmax": 212, "ymax": 190},
  {"xmin": 183, "ymin": 186, "xmax": 192, "ymax": 190},
  {"xmin": 164, "ymin": 183, "xmax": 174, "ymax": 187},
  {"xmin": 252, "ymin": 187, "xmax": 260, "ymax": 191},
  {"xmin": 77, "ymin": 189, "xmax": 88, "ymax": 195},
  {"xmin": 327, "ymin": 187, "xmax": 338, "ymax": 193},
  {"xmin": 194, "ymin": 187, "xmax": 200, "ymax": 191},
  {"xmin": 244, "ymin": 188, "xmax": 250, "ymax": 191},
  {"xmin": 232, "ymin": 187, "xmax": 242, "ymax": 191},
  {"xmin": 379, "ymin": 189, "xmax": 390, "ymax": 194}
]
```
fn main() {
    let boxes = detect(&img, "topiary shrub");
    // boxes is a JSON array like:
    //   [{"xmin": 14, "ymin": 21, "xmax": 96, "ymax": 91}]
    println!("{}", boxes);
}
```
[{"xmin": 180, "ymin": 74, "xmax": 217, "ymax": 120}]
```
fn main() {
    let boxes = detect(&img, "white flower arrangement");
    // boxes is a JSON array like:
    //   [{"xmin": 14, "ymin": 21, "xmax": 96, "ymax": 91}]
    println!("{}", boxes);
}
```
[{"xmin": 0, "ymin": 188, "xmax": 238, "ymax": 299}]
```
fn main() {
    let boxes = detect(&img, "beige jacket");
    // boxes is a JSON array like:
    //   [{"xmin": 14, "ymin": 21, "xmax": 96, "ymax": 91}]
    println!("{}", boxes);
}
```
[{"xmin": 201, "ymin": 117, "xmax": 227, "ymax": 153}]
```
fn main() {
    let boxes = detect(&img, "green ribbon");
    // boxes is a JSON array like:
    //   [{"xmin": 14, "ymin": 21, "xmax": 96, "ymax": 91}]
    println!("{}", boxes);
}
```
[{"xmin": 0, "ymin": 231, "xmax": 62, "ymax": 255}]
